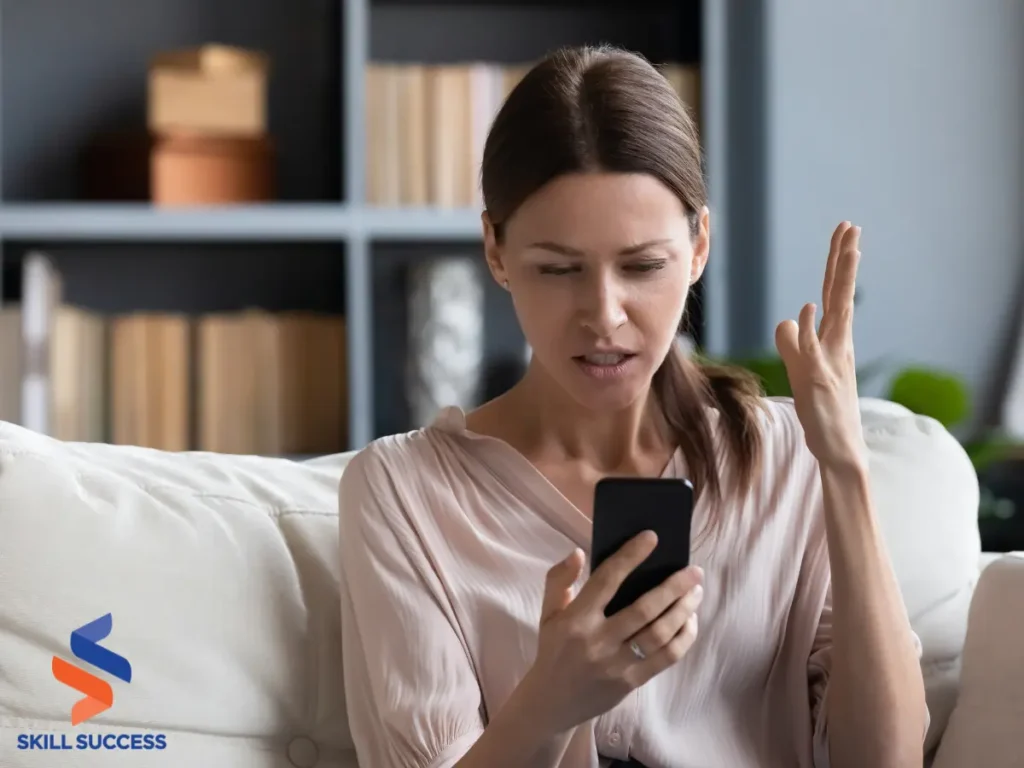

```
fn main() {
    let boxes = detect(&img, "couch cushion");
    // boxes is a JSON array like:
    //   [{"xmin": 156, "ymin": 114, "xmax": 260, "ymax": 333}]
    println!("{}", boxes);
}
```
[
  {"xmin": 858, "ymin": 398, "xmax": 982, "ymax": 751},
  {"xmin": 931, "ymin": 553, "xmax": 1024, "ymax": 768},
  {"xmin": 0, "ymin": 420, "xmax": 357, "ymax": 768}
]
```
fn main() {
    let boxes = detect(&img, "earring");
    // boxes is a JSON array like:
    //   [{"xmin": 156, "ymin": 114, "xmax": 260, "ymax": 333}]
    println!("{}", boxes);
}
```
[{"xmin": 502, "ymin": 280, "xmax": 510, "ymax": 290}]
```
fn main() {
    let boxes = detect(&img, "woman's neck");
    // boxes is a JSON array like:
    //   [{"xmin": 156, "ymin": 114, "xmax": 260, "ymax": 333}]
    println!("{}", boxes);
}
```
[{"xmin": 490, "ymin": 362, "xmax": 673, "ymax": 474}]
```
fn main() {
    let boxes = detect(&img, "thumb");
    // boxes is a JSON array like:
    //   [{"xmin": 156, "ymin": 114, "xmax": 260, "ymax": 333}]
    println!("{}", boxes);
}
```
[
  {"xmin": 541, "ymin": 547, "xmax": 585, "ymax": 623},
  {"xmin": 775, "ymin": 319, "xmax": 801, "ymax": 372}
]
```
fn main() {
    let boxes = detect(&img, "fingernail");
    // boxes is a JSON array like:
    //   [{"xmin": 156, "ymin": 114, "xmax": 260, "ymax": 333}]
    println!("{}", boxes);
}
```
[{"xmin": 692, "ymin": 565, "xmax": 705, "ymax": 580}]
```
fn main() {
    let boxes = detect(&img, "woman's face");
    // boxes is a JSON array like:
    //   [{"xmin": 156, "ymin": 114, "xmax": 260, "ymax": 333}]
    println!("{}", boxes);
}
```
[{"xmin": 484, "ymin": 172, "xmax": 710, "ymax": 412}]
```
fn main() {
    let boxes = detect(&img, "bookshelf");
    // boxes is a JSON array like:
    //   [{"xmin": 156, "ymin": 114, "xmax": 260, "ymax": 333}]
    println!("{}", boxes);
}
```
[{"xmin": 0, "ymin": 0, "xmax": 727, "ymax": 453}]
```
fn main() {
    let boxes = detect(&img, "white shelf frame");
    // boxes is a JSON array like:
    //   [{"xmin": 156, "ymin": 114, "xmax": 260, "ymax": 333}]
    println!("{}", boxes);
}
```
[{"xmin": 0, "ymin": 203, "xmax": 482, "ymax": 241}]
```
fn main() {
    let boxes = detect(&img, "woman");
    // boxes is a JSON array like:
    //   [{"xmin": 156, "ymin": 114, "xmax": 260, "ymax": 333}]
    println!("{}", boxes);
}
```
[{"xmin": 338, "ymin": 45, "xmax": 928, "ymax": 768}]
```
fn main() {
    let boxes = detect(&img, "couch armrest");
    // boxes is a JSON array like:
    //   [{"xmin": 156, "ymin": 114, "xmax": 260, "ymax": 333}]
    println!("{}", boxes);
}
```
[{"xmin": 931, "ymin": 553, "xmax": 1024, "ymax": 768}]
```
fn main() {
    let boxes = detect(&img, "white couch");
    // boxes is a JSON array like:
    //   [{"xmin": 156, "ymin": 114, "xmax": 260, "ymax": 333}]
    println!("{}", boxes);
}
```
[{"xmin": 0, "ymin": 398, "xmax": 1021, "ymax": 768}]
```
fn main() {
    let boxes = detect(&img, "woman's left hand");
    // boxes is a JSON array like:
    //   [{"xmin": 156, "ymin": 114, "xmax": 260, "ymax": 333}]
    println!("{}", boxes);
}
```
[{"xmin": 775, "ymin": 221, "xmax": 868, "ymax": 472}]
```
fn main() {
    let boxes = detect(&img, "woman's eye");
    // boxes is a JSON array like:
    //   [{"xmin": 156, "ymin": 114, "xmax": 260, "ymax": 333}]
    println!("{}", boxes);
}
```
[
  {"xmin": 537, "ymin": 260, "xmax": 666, "ymax": 276},
  {"xmin": 627, "ymin": 260, "xmax": 667, "ymax": 273}
]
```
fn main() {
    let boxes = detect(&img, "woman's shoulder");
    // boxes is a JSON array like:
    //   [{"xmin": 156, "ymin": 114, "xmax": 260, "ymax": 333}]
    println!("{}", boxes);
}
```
[
  {"xmin": 338, "ymin": 425, "xmax": 451, "ymax": 524},
  {"xmin": 750, "ymin": 396, "xmax": 820, "ymax": 479},
  {"xmin": 757, "ymin": 396, "xmax": 812, "ymax": 448},
  {"xmin": 341, "ymin": 426, "xmax": 441, "ymax": 491},
  {"xmin": 346, "ymin": 403, "xmax": 472, "ymax": 470},
  {"xmin": 707, "ymin": 397, "xmax": 826, "ymax": 554}
]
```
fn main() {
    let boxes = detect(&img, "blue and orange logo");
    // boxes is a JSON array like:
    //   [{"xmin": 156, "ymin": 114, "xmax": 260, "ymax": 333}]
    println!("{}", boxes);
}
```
[{"xmin": 51, "ymin": 613, "xmax": 132, "ymax": 725}]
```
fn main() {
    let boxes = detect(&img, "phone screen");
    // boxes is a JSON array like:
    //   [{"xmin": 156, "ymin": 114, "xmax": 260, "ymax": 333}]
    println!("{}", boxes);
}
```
[{"xmin": 590, "ymin": 477, "xmax": 694, "ymax": 617}]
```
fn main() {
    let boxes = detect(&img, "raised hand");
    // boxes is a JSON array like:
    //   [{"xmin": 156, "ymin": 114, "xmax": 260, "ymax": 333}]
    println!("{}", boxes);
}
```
[{"xmin": 775, "ymin": 222, "xmax": 868, "ymax": 471}]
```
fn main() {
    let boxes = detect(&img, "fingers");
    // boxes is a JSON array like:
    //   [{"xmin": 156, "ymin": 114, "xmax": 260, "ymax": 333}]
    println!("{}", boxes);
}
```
[
  {"xmin": 632, "ymin": 612, "xmax": 700, "ymax": 682},
  {"xmin": 578, "ymin": 531, "xmax": 658, "ymax": 613},
  {"xmin": 831, "ymin": 227, "xmax": 861, "ymax": 334},
  {"xmin": 541, "ymin": 548, "xmax": 585, "ymax": 623},
  {"xmin": 823, "ymin": 221, "xmax": 852, "ymax": 314},
  {"xmin": 776, "ymin": 303, "xmax": 827, "ymax": 375},
  {"xmin": 774, "ymin": 318, "xmax": 800, "ymax": 370},
  {"xmin": 604, "ymin": 564, "xmax": 703, "ymax": 643},
  {"xmin": 798, "ymin": 302, "xmax": 817, "ymax": 352},
  {"xmin": 622, "ymin": 580, "xmax": 704, "ymax": 658},
  {"xmin": 799, "ymin": 302, "xmax": 828, "ymax": 369}
]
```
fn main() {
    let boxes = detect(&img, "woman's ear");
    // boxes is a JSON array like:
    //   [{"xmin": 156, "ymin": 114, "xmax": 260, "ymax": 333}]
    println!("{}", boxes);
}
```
[
  {"xmin": 690, "ymin": 206, "xmax": 711, "ymax": 285},
  {"xmin": 482, "ymin": 211, "xmax": 509, "ymax": 289}
]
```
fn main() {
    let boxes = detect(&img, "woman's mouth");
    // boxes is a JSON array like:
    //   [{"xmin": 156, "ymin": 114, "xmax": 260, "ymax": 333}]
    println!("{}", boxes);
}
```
[{"xmin": 572, "ymin": 353, "xmax": 638, "ymax": 380}]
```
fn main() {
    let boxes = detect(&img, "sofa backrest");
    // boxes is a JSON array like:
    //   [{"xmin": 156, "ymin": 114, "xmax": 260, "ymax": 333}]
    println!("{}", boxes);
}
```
[{"xmin": 0, "ymin": 398, "xmax": 981, "ymax": 765}]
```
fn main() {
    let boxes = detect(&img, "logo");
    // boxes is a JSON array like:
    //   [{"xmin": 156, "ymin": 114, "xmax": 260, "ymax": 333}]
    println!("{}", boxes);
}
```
[
  {"xmin": 16, "ymin": 612, "xmax": 168, "ymax": 752},
  {"xmin": 51, "ymin": 613, "xmax": 132, "ymax": 725}
]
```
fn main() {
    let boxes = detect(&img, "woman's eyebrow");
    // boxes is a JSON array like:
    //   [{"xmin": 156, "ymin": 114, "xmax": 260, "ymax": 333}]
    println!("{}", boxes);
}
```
[{"xmin": 526, "ymin": 239, "xmax": 672, "ymax": 256}]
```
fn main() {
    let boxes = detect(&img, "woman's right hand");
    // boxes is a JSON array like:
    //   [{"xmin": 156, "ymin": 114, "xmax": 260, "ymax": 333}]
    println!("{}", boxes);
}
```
[{"xmin": 520, "ymin": 531, "xmax": 705, "ymax": 735}]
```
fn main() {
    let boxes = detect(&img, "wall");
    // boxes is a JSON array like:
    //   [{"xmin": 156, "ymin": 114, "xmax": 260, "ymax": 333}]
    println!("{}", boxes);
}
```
[{"xmin": 763, "ymin": 1, "xmax": 1024, "ymax": 429}]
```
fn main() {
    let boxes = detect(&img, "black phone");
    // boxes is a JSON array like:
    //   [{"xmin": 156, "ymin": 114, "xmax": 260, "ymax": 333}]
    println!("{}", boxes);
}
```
[{"xmin": 590, "ymin": 477, "xmax": 694, "ymax": 617}]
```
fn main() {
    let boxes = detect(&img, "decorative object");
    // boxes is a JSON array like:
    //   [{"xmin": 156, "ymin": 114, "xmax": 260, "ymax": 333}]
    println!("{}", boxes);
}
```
[
  {"xmin": 406, "ymin": 256, "xmax": 485, "ymax": 427},
  {"xmin": 147, "ymin": 44, "xmax": 274, "ymax": 206},
  {"xmin": 148, "ymin": 45, "xmax": 270, "ymax": 138},
  {"xmin": 151, "ymin": 134, "xmax": 274, "ymax": 205}
]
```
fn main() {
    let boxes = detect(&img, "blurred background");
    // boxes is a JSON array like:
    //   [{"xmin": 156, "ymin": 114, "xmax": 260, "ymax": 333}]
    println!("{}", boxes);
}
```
[{"xmin": 0, "ymin": 1, "xmax": 1022, "ymax": 546}]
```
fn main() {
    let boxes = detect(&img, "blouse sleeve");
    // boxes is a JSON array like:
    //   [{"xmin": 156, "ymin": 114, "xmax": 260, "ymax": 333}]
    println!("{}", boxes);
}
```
[
  {"xmin": 807, "ymin": 585, "xmax": 835, "ymax": 767},
  {"xmin": 338, "ymin": 446, "xmax": 486, "ymax": 768},
  {"xmin": 807, "ymin": 586, "xmax": 930, "ymax": 768}
]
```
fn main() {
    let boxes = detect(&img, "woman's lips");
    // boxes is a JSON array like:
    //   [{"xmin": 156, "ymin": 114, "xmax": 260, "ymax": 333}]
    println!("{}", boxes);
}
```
[{"xmin": 572, "ymin": 353, "xmax": 638, "ymax": 380}]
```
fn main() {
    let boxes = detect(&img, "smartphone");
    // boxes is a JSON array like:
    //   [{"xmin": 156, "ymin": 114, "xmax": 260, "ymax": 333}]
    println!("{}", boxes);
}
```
[{"xmin": 590, "ymin": 477, "xmax": 694, "ymax": 617}]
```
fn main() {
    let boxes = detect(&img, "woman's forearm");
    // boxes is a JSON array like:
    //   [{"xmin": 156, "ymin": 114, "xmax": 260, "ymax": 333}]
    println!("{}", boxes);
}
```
[
  {"xmin": 818, "ymin": 462, "xmax": 927, "ymax": 768},
  {"xmin": 454, "ymin": 671, "xmax": 584, "ymax": 768}
]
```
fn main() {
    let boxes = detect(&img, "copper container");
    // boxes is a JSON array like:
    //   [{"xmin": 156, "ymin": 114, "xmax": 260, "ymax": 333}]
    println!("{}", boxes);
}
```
[{"xmin": 151, "ymin": 133, "xmax": 274, "ymax": 206}]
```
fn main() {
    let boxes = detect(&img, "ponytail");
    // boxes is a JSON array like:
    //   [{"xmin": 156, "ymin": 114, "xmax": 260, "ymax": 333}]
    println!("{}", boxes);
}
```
[{"xmin": 652, "ymin": 342, "xmax": 766, "ymax": 536}]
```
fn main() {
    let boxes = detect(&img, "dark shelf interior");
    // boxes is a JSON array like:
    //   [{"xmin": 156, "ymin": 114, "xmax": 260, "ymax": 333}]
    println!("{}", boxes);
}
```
[
  {"xmin": 1, "ymin": 241, "xmax": 347, "ymax": 316},
  {"xmin": 370, "ymin": 3, "xmax": 700, "ymax": 64},
  {"xmin": 1, "ymin": 0, "xmax": 342, "ymax": 203}
]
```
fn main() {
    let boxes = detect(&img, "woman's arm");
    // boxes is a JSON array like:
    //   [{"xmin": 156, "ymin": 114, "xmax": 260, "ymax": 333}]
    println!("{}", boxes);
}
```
[
  {"xmin": 452, "ymin": 675, "xmax": 589, "ymax": 768},
  {"xmin": 340, "ymin": 445, "xmax": 597, "ymax": 768},
  {"xmin": 772, "ymin": 224, "xmax": 928, "ymax": 767},
  {"xmin": 818, "ymin": 462, "xmax": 927, "ymax": 768}
]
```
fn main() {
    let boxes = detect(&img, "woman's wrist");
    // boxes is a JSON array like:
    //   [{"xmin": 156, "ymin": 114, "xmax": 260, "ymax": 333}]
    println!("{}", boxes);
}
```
[
  {"xmin": 500, "ymin": 668, "xmax": 573, "ymax": 751},
  {"xmin": 818, "ymin": 436, "xmax": 871, "ymax": 483},
  {"xmin": 474, "ymin": 667, "xmax": 578, "ymax": 768},
  {"xmin": 456, "ymin": 673, "xmax": 575, "ymax": 768}
]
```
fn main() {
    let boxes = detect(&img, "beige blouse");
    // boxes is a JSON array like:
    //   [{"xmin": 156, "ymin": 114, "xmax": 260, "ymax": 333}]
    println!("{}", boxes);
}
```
[{"xmin": 338, "ymin": 397, "xmax": 919, "ymax": 768}]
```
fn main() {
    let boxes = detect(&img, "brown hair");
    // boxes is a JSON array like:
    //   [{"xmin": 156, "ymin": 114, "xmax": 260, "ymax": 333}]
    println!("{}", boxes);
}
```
[{"xmin": 481, "ymin": 44, "xmax": 766, "ymax": 509}]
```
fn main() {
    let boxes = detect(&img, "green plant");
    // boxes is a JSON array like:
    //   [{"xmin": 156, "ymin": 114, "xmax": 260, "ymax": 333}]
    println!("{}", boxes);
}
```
[
  {"xmin": 880, "ymin": 366, "xmax": 1018, "ymax": 477},
  {"xmin": 885, "ymin": 366, "xmax": 970, "ymax": 429}
]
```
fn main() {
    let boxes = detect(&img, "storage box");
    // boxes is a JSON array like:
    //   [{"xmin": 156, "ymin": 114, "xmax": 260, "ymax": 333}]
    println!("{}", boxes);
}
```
[
  {"xmin": 151, "ymin": 133, "xmax": 274, "ymax": 206},
  {"xmin": 148, "ymin": 45, "xmax": 269, "ymax": 137}
]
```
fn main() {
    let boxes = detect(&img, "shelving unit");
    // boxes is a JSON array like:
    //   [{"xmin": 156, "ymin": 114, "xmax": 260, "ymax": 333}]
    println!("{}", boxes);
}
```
[{"xmin": 0, "ymin": 0, "xmax": 732, "ymax": 452}]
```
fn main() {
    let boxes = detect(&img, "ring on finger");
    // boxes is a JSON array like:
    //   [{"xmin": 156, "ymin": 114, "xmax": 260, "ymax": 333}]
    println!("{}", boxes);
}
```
[{"xmin": 629, "ymin": 640, "xmax": 646, "ymax": 660}]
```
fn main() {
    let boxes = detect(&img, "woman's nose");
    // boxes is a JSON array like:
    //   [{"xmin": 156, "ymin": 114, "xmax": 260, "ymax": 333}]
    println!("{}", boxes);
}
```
[{"xmin": 579, "ymin": 275, "xmax": 627, "ymax": 336}]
